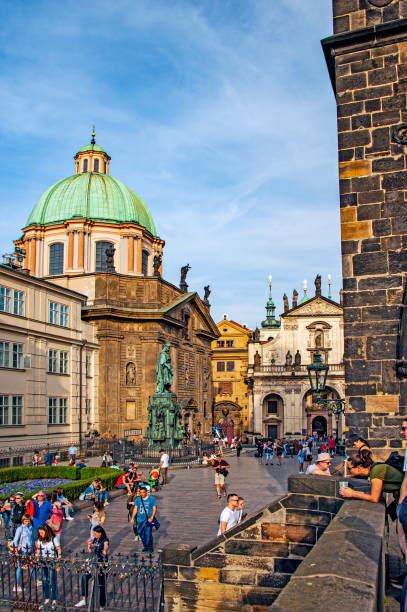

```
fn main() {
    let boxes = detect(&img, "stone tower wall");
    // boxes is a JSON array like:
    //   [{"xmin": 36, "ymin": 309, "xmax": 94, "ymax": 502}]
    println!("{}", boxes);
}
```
[{"xmin": 326, "ymin": 0, "xmax": 407, "ymax": 456}]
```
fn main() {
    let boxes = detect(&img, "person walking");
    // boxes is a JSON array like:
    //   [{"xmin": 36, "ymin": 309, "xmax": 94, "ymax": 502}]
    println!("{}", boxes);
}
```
[
  {"xmin": 12, "ymin": 514, "xmax": 34, "ymax": 592},
  {"xmin": 41, "ymin": 449, "xmax": 52, "ymax": 467},
  {"xmin": 297, "ymin": 447, "xmax": 305, "ymax": 474},
  {"xmin": 328, "ymin": 435, "xmax": 336, "ymax": 457},
  {"xmin": 212, "ymin": 454, "xmax": 230, "ymax": 499},
  {"xmin": 217, "ymin": 494, "xmax": 239, "ymax": 536},
  {"xmin": 68, "ymin": 443, "xmax": 77, "ymax": 463},
  {"xmin": 159, "ymin": 449, "xmax": 169, "ymax": 486},
  {"xmin": 32, "ymin": 451, "xmax": 41, "ymax": 467},
  {"xmin": 88, "ymin": 501, "xmax": 106, "ymax": 538},
  {"xmin": 256, "ymin": 440, "xmax": 264, "ymax": 463},
  {"xmin": 130, "ymin": 487, "xmax": 158, "ymax": 553},
  {"xmin": 264, "ymin": 442, "xmax": 273, "ymax": 465},
  {"xmin": 275, "ymin": 439, "xmax": 283, "ymax": 466},
  {"xmin": 75, "ymin": 526, "xmax": 109, "ymax": 609},
  {"xmin": 236, "ymin": 438, "xmax": 242, "ymax": 458},
  {"xmin": 35, "ymin": 524, "xmax": 61, "ymax": 607}
]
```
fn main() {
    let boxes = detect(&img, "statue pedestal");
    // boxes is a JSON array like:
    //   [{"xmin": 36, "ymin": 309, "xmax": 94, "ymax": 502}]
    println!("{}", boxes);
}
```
[{"xmin": 145, "ymin": 391, "xmax": 184, "ymax": 449}]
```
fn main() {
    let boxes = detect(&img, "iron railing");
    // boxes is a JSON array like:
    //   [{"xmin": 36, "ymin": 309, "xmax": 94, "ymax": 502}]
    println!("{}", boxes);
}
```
[
  {"xmin": 0, "ymin": 545, "xmax": 163, "ymax": 611},
  {"xmin": 111, "ymin": 439, "xmax": 214, "ymax": 466}
]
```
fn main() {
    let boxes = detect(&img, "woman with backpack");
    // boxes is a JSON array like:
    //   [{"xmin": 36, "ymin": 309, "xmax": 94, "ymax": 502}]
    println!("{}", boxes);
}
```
[{"xmin": 340, "ymin": 452, "xmax": 403, "ymax": 504}]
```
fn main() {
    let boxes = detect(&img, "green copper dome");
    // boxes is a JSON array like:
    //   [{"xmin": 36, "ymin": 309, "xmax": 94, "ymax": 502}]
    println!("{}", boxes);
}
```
[
  {"xmin": 24, "ymin": 172, "xmax": 157, "ymax": 237},
  {"xmin": 77, "ymin": 143, "xmax": 108, "ymax": 154}
]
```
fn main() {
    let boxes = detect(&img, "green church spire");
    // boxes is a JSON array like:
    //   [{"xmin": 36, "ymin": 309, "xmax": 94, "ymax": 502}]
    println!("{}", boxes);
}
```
[{"xmin": 261, "ymin": 275, "xmax": 280, "ymax": 329}]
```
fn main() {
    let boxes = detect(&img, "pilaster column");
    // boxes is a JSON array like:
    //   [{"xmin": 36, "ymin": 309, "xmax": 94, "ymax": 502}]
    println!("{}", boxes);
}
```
[
  {"xmin": 29, "ymin": 238, "xmax": 37, "ymax": 276},
  {"xmin": 78, "ymin": 231, "xmax": 84, "ymax": 269},
  {"xmin": 136, "ymin": 237, "xmax": 142, "ymax": 275},
  {"xmin": 67, "ymin": 231, "xmax": 74, "ymax": 269},
  {"xmin": 128, "ymin": 236, "xmax": 134, "ymax": 272}
]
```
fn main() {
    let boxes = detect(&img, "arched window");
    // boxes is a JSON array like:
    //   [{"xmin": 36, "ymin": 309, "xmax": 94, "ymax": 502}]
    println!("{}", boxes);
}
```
[
  {"xmin": 142, "ymin": 250, "xmax": 149, "ymax": 276},
  {"xmin": 103, "ymin": 161, "xmax": 107, "ymax": 174},
  {"xmin": 49, "ymin": 243, "xmax": 64, "ymax": 275},
  {"xmin": 95, "ymin": 241, "xmax": 113, "ymax": 272},
  {"xmin": 83, "ymin": 158, "xmax": 88, "ymax": 172},
  {"xmin": 93, "ymin": 158, "xmax": 99, "ymax": 172}
]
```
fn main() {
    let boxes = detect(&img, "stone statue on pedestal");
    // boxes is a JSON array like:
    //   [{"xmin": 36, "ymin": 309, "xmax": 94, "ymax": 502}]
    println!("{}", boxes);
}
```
[
  {"xmin": 145, "ymin": 343, "xmax": 185, "ymax": 448},
  {"xmin": 180, "ymin": 264, "xmax": 191, "ymax": 293}
]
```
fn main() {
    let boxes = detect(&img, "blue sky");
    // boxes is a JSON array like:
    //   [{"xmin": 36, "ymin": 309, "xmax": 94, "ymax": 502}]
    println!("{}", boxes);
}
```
[{"xmin": 0, "ymin": 0, "xmax": 340, "ymax": 327}]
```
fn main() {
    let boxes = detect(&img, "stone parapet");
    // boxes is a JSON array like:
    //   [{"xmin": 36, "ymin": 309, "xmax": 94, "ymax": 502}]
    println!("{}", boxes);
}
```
[{"xmin": 163, "ymin": 476, "xmax": 373, "ymax": 611}]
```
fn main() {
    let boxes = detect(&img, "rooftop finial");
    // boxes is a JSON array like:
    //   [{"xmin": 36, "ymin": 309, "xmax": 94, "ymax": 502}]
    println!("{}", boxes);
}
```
[{"xmin": 91, "ymin": 125, "xmax": 96, "ymax": 145}]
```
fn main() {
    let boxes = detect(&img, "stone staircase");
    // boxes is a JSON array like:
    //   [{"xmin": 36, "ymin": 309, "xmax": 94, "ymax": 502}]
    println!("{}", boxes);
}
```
[{"xmin": 163, "ymin": 476, "xmax": 342, "ymax": 611}]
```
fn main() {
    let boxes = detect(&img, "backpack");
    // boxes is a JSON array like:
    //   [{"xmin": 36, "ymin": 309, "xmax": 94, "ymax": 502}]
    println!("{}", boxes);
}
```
[{"xmin": 385, "ymin": 451, "xmax": 405, "ymax": 475}]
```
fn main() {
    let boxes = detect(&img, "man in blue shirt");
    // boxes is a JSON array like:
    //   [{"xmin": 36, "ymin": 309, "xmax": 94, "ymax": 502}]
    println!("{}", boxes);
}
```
[
  {"xmin": 68, "ymin": 444, "xmax": 78, "ymax": 462},
  {"xmin": 32, "ymin": 491, "xmax": 53, "ymax": 539},
  {"xmin": 130, "ymin": 487, "xmax": 157, "ymax": 552},
  {"xmin": 42, "ymin": 448, "xmax": 52, "ymax": 466}
]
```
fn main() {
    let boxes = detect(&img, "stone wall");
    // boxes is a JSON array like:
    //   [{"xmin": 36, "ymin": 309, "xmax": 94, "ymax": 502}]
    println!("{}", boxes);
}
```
[
  {"xmin": 323, "ymin": 0, "xmax": 407, "ymax": 456},
  {"xmin": 163, "ymin": 475, "xmax": 384, "ymax": 611},
  {"xmin": 163, "ymin": 475, "xmax": 347, "ymax": 611}
]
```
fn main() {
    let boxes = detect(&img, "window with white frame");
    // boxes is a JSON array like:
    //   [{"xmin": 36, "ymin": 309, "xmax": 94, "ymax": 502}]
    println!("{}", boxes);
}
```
[
  {"xmin": 0, "ymin": 286, "xmax": 11, "ymax": 313},
  {"xmin": 0, "ymin": 287, "xmax": 24, "ymax": 316},
  {"xmin": 48, "ymin": 398, "xmax": 67, "ymax": 424},
  {"xmin": 59, "ymin": 398, "xmax": 67, "ymax": 424},
  {"xmin": 0, "ymin": 396, "xmax": 9, "ymax": 425},
  {"xmin": 0, "ymin": 342, "xmax": 23, "ymax": 369},
  {"xmin": 60, "ymin": 305, "xmax": 68, "ymax": 327},
  {"xmin": 49, "ymin": 302, "xmax": 58, "ymax": 324},
  {"xmin": 12, "ymin": 396, "xmax": 22, "ymax": 425},
  {"xmin": 13, "ymin": 291, "xmax": 24, "ymax": 316},
  {"xmin": 0, "ymin": 395, "xmax": 22, "ymax": 425},
  {"xmin": 48, "ymin": 349, "xmax": 58, "ymax": 373},
  {"xmin": 49, "ymin": 301, "xmax": 69, "ymax": 327},
  {"xmin": 48, "ymin": 350, "xmax": 68, "ymax": 374},
  {"xmin": 60, "ymin": 351, "xmax": 68, "ymax": 374}
]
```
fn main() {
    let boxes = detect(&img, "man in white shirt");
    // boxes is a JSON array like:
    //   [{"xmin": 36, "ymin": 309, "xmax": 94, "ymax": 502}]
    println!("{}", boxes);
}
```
[
  {"xmin": 159, "ymin": 449, "xmax": 170, "ymax": 486},
  {"xmin": 217, "ymin": 493, "xmax": 239, "ymax": 536}
]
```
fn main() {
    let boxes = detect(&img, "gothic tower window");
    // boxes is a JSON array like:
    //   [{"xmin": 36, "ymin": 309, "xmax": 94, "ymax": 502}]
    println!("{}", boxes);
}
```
[
  {"xmin": 93, "ymin": 158, "xmax": 99, "ymax": 172},
  {"xmin": 49, "ymin": 243, "xmax": 64, "ymax": 275},
  {"xmin": 95, "ymin": 241, "xmax": 113, "ymax": 272}
]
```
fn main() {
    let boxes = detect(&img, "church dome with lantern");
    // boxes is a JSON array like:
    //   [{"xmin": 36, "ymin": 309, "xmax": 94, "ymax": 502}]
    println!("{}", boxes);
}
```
[{"xmin": 15, "ymin": 129, "xmax": 164, "ymax": 278}]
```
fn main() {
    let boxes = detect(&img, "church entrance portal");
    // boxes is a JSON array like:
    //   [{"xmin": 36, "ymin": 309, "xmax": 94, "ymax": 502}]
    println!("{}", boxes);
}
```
[
  {"xmin": 267, "ymin": 425, "xmax": 278, "ymax": 439},
  {"xmin": 312, "ymin": 416, "xmax": 327, "ymax": 437}
]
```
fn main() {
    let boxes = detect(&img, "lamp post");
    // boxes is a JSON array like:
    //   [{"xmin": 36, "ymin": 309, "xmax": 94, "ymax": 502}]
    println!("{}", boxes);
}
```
[{"xmin": 307, "ymin": 351, "xmax": 346, "ymax": 442}]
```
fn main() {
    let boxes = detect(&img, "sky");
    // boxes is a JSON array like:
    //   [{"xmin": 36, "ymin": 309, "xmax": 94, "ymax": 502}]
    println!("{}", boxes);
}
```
[{"xmin": 0, "ymin": 0, "xmax": 340, "ymax": 328}]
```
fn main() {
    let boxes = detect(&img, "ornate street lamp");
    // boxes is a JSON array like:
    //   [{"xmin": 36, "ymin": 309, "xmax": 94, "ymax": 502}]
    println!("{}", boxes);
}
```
[
  {"xmin": 307, "ymin": 351, "xmax": 346, "ymax": 442},
  {"xmin": 307, "ymin": 351, "xmax": 329, "ymax": 396}
]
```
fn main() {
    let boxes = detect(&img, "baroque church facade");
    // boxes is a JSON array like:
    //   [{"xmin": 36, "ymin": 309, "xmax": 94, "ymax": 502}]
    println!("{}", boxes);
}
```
[
  {"xmin": 246, "ymin": 277, "xmax": 345, "ymax": 439},
  {"xmin": 12, "ymin": 131, "xmax": 218, "ymax": 441}
]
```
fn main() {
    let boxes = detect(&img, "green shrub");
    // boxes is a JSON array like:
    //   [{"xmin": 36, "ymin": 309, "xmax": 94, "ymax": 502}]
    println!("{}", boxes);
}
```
[
  {"xmin": 0, "ymin": 466, "xmax": 80, "ymax": 484},
  {"xmin": 79, "ymin": 467, "xmax": 120, "ymax": 481}
]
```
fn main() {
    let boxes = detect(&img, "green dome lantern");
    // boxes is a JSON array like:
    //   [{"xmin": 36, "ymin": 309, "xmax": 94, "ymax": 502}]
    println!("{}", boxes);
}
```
[{"xmin": 24, "ymin": 130, "xmax": 158, "ymax": 238}]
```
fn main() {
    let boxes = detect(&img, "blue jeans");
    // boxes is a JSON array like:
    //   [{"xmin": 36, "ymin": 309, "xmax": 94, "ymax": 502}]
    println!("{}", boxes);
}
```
[
  {"xmin": 402, "ymin": 573, "xmax": 407, "ymax": 612},
  {"xmin": 97, "ymin": 490, "xmax": 108, "ymax": 503},
  {"xmin": 41, "ymin": 566, "xmax": 56, "ymax": 601},
  {"xmin": 1, "ymin": 511, "xmax": 9, "ymax": 528},
  {"xmin": 62, "ymin": 505, "xmax": 74, "ymax": 518}
]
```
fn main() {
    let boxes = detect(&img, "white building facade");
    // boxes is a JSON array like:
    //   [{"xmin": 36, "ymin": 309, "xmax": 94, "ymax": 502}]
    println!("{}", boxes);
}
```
[
  {"xmin": 0, "ymin": 263, "xmax": 99, "ymax": 464},
  {"xmin": 247, "ymin": 280, "xmax": 345, "ymax": 439}
]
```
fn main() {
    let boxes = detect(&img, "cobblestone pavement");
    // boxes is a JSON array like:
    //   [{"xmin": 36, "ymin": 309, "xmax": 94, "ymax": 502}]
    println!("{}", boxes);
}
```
[{"xmin": 61, "ymin": 450, "xmax": 317, "ymax": 555}]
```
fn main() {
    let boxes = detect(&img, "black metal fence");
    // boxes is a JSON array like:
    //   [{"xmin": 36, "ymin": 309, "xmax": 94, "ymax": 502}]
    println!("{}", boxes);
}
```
[
  {"xmin": 0, "ymin": 545, "xmax": 163, "ymax": 611},
  {"xmin": 110, "ymin": 439, "xmax": 214, "ymax": 465}
]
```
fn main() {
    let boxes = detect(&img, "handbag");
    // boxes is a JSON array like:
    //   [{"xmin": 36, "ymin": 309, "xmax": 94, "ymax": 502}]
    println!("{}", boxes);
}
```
[{"xmin": 140, "ymin": 497, "xmax": 160, "ymax": 530}]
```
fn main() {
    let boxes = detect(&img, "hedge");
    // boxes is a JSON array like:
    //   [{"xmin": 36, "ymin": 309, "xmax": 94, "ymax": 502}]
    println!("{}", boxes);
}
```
[
  {"xmin": 0, "ymin": 466, "xmax": 80, "ymax": 484},
  {"xmin": 0, "ymin": 467, "xmax": 123, "ymax": 502}
]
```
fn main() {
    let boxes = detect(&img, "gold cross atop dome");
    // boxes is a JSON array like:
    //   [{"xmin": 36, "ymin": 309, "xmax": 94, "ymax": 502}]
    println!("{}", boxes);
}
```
[{"xmin": 91, "ymin": 125, "xmax": 96, "ymax": 145}]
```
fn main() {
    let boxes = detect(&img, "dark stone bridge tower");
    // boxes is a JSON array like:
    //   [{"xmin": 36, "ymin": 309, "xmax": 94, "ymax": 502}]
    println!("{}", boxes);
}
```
[{"xmin": 323, "ymin": 0, "xmax": 407, "ymax": 457}]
